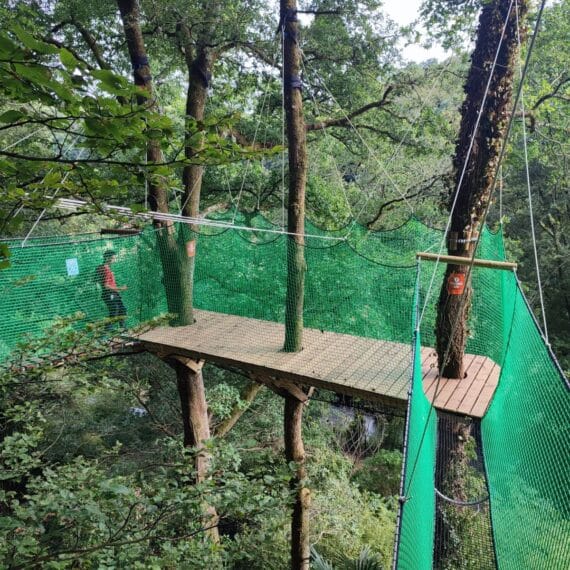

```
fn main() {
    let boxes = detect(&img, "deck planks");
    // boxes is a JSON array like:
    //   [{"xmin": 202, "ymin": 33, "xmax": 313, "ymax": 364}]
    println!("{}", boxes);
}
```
[{"xmin": 138, "ymin": 310, "xmax": 500, "ymax": 418}]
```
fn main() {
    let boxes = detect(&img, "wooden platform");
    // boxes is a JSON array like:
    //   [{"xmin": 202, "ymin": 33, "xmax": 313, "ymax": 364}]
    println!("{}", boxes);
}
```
[{"xmin": 138, "ymin": 310, "xmax": 500, "ymax": 418}]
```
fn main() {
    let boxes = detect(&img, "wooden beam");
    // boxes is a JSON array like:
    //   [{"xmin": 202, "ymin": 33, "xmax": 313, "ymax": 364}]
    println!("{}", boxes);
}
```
[
  {"xmin": 417, "ymin": 252, "xmax": 517, "ymax": 271},
  {"xmin": 100, "ymin": 228, "xmax": 141, "ymax": 236}
]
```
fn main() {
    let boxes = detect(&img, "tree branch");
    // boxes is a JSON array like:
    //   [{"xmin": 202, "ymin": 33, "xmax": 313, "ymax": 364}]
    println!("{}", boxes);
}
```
[
  {"xmin": 366, "ymin": 174, "xmax": 445, "ymax": 228},
  {"xmin": 305, "ymin": 86, "xmax": 394, "ymax": 131}
]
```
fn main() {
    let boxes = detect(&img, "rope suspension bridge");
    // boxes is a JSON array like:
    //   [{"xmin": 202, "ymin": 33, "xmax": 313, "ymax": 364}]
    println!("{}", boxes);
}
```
[{"xmin": 1, "ymin": 210, "xmax": 568, "ymax": 568}]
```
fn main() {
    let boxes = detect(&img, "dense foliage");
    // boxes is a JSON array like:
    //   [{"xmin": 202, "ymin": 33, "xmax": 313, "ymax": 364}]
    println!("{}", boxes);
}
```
[{"xmin": 0, "ymin": 0, "xmax": 568, "ymax": 568}]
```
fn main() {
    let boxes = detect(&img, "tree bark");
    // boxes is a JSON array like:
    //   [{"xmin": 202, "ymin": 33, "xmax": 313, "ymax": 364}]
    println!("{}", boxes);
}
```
[
  {"xmin": 171, "ymin": 358, "xmax": 219, "ymax": 542},
  {"xmin": 213, "ymin": 381, "xmax": 264, "ymax": 438},
  {"xmin": 282, "ymin": 0, "xmax": 307, "ymax": 353},
  {"xmin": 436, "ymin": 0, "xmax": 528, "ymax": 378},
  {"xmin": 116, "ymin": 0, "xmax": 192, "ymax": 326},
  {"xmin": 280, "ymin": 2, "xmax": 310, "ymax": 568},
  {"xmin": 284, "ymin": 396, "xmax": 311, "ymax": 570},
  {"xmin": 117, "ymin": 0, "xmax": 218, "ymax": 543},
  {"xmin": 178, "ymin": 24, "xmax": 215, "ymax": 323}
]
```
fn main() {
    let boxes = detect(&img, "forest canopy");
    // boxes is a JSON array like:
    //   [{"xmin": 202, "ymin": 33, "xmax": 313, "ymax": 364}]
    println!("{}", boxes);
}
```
[{"xmin": 0, "ymin": 0, "xmax": 568, "ymax": 568}]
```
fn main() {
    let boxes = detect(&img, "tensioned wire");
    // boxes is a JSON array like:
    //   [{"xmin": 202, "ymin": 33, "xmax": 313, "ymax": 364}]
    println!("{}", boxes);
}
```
[
  {"xmin": 300, "ymin": 58, "xmax": 355, "ymax": 219},
  {"xmin": 21, "ymin": 135, "xmax": 85, "ymax": 247},
  {"xmin": 298, "ymin": 49, "xmax": 415, "ymax": 219},
  {"xmin": 514, "ymin": 0, "xmax": 549, "ymax": 342},
  {"xmin": 231, "ymin": 47, "xmax": 281, "ymax": 224},
  {"xmin": 54, "ymin": 198, "xmax": 348, "ymax": 241},
  {"xmin": 295, "ymin": 45, "xmax": 458, "ymax": 256}
]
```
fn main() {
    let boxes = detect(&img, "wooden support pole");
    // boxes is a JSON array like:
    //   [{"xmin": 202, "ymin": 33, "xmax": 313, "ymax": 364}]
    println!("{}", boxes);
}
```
[
  {"xmin": 166, "ymin": 356, "xmax": 220, "ymax": 543},
  {"xmin": 417, "ymin": 252, "xmax": 517, "ymax": 271},
  {"xmin": 284, "ymin": 396, "xmax": 310, "ymax": 570}
]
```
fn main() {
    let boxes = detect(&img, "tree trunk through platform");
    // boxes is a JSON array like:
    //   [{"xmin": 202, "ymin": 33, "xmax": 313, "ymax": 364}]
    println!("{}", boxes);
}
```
[
  {"xmin": 436, "ymin": 0, "xmax": 528, "ymax": 378},
  {"xmin": 179, "ymin": 23, "xmax": 215, "ymax": 324},
  {"xmin": 282, "ymin": 0, "xmax": 307, "ymax": 354},
  {"xmin": 117, "ymin": 0, "xmax": 218, "ymax": 542},
  {"xmin": 280, "ymin": 1, "xmax": 310, "ymax": 567},
  {"xmin": 117, "ymin": 0, "xmax": 193, "ymax": 326}
]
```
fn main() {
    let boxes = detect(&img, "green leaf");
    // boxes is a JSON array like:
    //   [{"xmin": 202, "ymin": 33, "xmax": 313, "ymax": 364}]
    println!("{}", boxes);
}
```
[
  {"xmin": 0, "ymin": 34, "xmax": 24, "ymax": 57},
  {"xmin": 91, "ymin": 69, "xmax": 129, "ymax": 94},
  {"xmin": 12, "ymin": 26, "xmax": 58, "ymax": 55},
  {"xmin": 60, "ymin": 48, "xmax": 79, "ymax": 70},
  {"xmin": 0, "ymin": 244, "xmax": 11, "ymax": 270},
  {"xmin": 43, "ymin": 171, "xmax": 61, "ymax": 185},
  {"xmin": 14, "ymin": 63, "xmax": 52, "ymax": 86},
  {"xmin": 0, "ymin": 110, "xmax": 25, "ymax": 124}
]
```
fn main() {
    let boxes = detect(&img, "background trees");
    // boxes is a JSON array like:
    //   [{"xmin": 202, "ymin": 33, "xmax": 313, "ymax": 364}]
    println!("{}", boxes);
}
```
[{"xmin": 0, "ymin": 0, "xmax": 568, "ymax": 568}]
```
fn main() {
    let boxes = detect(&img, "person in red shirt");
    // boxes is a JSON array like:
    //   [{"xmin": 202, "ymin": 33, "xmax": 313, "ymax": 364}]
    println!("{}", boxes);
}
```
[{"xmin": 96, "ymin": 250, "xmax": 127, "ymax": 327}]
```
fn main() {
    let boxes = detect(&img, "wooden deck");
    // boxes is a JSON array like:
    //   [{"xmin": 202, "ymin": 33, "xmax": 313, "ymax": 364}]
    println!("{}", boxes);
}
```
[{"xmin": 138, "ymin": 310, "xmax": 500, "ymax": 418}]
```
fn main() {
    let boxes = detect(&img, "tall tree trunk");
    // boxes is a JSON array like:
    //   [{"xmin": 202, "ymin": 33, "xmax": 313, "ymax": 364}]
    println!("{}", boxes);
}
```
[
  {"xmin": 284, "ymin": 396, "xmax": 311, "ymax": 570},
  {"xmin": 436, "ymin": 0, "xmax": 528, "ymax": 378},
  {"xmin": 280, "ymin": 2, "xmax": 310, "ymax": 568},
  {"xmin": 179, "ymin": 36, "xmax": 214, "ymax": 324},
  {"xmin": 282, "ymin": 0, "xmax": 307, "ymax": 353},
  {"xmin": 116, "ymin": 0, "xmax": 192, "ymax": 326},
  {"xmin": 117, "ymin": 0, "xmax": 218, "ymax": 543},
  {"xmin": 171, "ymin": 358, "xmax": 219, "ymax": 542}
]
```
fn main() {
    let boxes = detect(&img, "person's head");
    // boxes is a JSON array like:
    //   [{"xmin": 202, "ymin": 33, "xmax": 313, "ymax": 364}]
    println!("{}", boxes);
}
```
[{"xmin": 103, "ymin": 250, "xmax": 117, "ymax": 264}]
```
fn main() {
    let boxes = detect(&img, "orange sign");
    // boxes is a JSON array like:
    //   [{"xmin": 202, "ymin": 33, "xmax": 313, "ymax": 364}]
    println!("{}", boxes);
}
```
[
  {"xmin": 447, "ymin": 272, "xmax": 465, "ymax": 295},
  {"xmin": 186, "ymin": 240, "xmax": 196, "ymax": 258}
]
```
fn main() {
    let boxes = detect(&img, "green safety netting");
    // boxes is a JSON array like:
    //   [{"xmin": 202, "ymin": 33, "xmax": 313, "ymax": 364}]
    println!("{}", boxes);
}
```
[
  {"xmin": 1, "ymin": 215, "xmax": 568, "ymax": 569},
  {"xmin": 394, "ymin": 273, "xmax": 437, "ymax": 570},
  {"xmin": 396, "ymin": 234, "xmax": 569, "ymax": 568},
  {"xmin": 0, "ymin": 214, "xmax": 445, "ymax": 359},
  {"xmin": 482, "ymin": 275, "xmax": 570, "ymax": 569}
]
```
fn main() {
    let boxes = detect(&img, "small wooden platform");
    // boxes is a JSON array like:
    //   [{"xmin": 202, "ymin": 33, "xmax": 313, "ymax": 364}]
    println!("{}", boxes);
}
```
[{"xmin": 138, "ymin": 310, "xmax": 500, "ymax": 418}]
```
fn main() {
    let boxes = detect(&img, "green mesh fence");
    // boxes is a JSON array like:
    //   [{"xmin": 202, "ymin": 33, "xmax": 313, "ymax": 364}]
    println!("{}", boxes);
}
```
[
  {"xmin": 395, "ymin": 230, "xmax": 569, "ymax": 569},
  {"xmin": 1, "ymin": 217, "xmax": 568, "ymax": 569},
  {"xmin": 482, "ymin": 274, "xmax": 570, "ymax": 570},
  {"xmin": 0, "ymin": 216, "xmax": 443, "ymax": 360},
  {"xmin": 395, "ymin": 270, "xmax": 437, "ymax": 570}
]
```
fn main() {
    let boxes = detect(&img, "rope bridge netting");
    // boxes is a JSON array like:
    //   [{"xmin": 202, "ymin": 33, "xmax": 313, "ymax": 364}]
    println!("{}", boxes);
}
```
[
  {"xmin": 395, "ymin": 243, "xmax": 570, "ymax": 569},
  {"xmin": 1, "ymin": 215, "xmax": 568, "ymax": 569}
]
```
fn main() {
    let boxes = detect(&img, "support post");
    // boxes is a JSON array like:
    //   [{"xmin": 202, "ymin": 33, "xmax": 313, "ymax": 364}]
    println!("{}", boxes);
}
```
[
  {"xmin": 169, "ymin": 356, "xmax": 219, "ymax": 543},
  {"xmin": 284, "ymin": 396, "xmax": 310, "ymax": 570}
]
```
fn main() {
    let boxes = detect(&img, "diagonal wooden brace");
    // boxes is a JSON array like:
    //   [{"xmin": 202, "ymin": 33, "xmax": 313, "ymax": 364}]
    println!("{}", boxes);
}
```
[
  {"xmin": 169, "ymin": 355, "xmax": 205, "ymax": 374},
  {"xmin": 249, "ymin": 372, "xmax": 312, "ymax": 403}
]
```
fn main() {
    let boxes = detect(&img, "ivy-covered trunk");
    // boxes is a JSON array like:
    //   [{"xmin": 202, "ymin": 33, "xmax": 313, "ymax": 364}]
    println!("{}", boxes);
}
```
[
  {"xmin": 436, "ymin": 0, "xmax": 528, "ymax": 378},
  {"xmin": 179, "ymin": 36, "xmax": 214, "ymax": 324},
  {"xmin": 282, "ymin": 0, "xmax": 307, "ymax": 354}
]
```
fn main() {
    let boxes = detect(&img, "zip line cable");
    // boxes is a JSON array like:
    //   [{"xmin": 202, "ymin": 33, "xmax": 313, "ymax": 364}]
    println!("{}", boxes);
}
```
[
  {"xmin": 54, "ymin": 197, "xmax": 347, "ymax": 241},
  {"xmin": 232, "ymin": 50, "xmax": 280, "ymax": 224},
  {"xmin": 300, "ymin": 59, "xmax": 355, "ymax": 219},
  {"xmin": 1, "ymin": 131, "xmax": 36, "ymax": 152},
  {"xmin": 299, "ymin": 50, "xmax": 415, "ymax": 220},
  {"xmin": 21, "ymin": 135, "xmax": 84, "ymax": 248}
]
